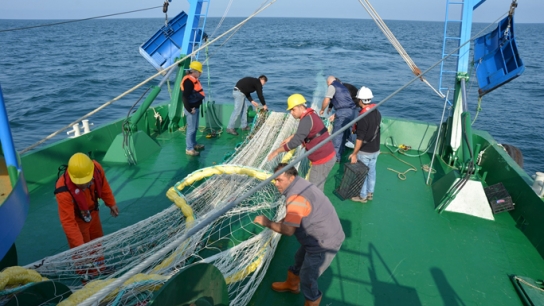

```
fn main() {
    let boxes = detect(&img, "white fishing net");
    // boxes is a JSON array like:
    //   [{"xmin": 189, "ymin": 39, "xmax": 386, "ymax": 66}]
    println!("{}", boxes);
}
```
[{"xmin": 0, "ymin": 111, "xmax": 308, "ymax": 306}]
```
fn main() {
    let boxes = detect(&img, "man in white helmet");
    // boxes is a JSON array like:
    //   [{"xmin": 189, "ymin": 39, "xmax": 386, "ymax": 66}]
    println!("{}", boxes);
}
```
[{"xmin": 349, "ymin": 86, "xmax": 381, "ymax": 203}]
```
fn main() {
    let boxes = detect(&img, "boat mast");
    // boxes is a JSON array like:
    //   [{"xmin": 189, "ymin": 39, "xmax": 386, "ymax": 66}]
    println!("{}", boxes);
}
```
[
  {"xmin": 441, "ymin": 0, "xmax": 486, "ymax": 175},
  {"xmin": 432, "ymin": 0, "xmax": 499, "ymax": 220}
]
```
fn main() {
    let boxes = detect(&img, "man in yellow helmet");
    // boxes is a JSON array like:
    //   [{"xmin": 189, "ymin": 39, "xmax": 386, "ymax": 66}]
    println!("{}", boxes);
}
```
[
  {"xmin": 181, "ymin": 61, "xmax": 206, "ymax": 156},
  {"xmin": 267, "ymin": 94, "xmax": 336, "ymax": 190},
  {"xmin": 54, "ymin": 153, "xmax": 119, "ymax": 249}
]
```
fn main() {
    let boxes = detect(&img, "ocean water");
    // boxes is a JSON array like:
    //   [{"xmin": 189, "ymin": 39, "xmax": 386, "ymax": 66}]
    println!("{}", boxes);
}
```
[{"xmin": 0, "ymin": 17, "xmax": 542, "ymax": 176}]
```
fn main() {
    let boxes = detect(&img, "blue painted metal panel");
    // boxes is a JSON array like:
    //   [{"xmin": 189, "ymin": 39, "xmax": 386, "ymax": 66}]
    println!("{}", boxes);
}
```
[
  {"xmin": 0, "ymin": 172, "xmax": 28, "ymax": 261},
  {"xmin": 474, "ymin": 15, "xmax": 525, "ymax": 97},
  {"xmin": 140, "ymin": 11, "xmax": 191, "ymax": 71},
  {"xmin": 139, "ymin": 10, "xmax": 205, "ymax": 71},
  {"xmin": 457, "ymin": 0, "xmax": 477, "ymax": 75}
]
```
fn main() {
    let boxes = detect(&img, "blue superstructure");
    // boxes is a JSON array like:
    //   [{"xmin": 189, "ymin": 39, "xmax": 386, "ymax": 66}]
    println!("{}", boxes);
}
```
[{"xmin": 139, "ymin": 0, "xmax": 209, "ymax": 71}]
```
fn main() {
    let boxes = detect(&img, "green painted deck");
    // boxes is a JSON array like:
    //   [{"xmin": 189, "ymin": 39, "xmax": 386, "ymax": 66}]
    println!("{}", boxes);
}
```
[{"xmin": 14, "ymin": 111, "xmax": 544, "ymax": 305}]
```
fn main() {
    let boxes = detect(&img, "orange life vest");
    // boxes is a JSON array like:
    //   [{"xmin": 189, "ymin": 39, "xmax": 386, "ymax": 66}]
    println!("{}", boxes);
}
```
[
  {"xmin": 180, "ymin": 74, "xmax": 205, "ymax": 96},
  {"xmin": 54, "ymin": 160, "xmax": 104, "ymax": 222}
]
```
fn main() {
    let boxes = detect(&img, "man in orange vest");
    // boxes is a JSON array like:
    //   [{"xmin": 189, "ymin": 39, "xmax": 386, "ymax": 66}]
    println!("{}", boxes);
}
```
[
  {"xmin": 181, "ymin": 61, "xmax": 206, "ymax": 156},
  {"xmin": 54, "ymin": 153, "xmax": 119, "ymax": 249}
]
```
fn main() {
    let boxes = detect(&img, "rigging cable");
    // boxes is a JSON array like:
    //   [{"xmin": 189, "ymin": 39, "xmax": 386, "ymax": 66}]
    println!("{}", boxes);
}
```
[
  {"xmin": 20, "ymin": 0, "xmax": 278, "ymax": 154},
  {"xmin": 208, "ymin": 0, "xmax": 235, "ymax": 39},
  {"xmin": 203, "ymin": 0, "xmax": 274, "ymax": 64},
  {"xmin": 0, "ymin": 6, "xmax": 163, "ymax": 33},
  {"xmin": 357, "ymin": 0, "xmax": 445, "ymax": 99}
]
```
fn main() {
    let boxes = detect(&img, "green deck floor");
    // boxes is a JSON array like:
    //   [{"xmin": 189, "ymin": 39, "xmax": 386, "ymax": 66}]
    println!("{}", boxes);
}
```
[
  {"xmin": 251, "ymin": 152, "xmax": 544, "ymax": 305},
  {"xmin": 15, "ymin": 127, "xmax": 544, "ymax": 305}
]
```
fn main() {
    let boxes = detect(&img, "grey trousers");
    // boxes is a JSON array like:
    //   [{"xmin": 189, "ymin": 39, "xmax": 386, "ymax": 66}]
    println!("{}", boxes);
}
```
[
  {"xmin": 289, "ymin": 246, "xmax": 338, "ymax": 301},
  {"xmin": 308, "ymin": 157, "xmax": 336, "ymax": 191}
]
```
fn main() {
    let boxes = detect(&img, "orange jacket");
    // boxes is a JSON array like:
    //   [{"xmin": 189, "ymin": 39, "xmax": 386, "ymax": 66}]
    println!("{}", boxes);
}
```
[
  {"xmin": 180, "ymin": 74, "xmax": 205, "ymax": 96},
  {"xmin": 55, "ymin": 161, "xmax": 116, "ymax": 248}
]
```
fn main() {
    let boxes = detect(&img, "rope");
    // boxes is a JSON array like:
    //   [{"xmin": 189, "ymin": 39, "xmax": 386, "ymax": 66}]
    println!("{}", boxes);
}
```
[
  {"xmin": 381, "ymin": 152, "xmax": 417, "ymax": 180},
  {"xmin": 513, "ymin": 276, "xmax": 544, "ymax": 292},
  {"xmin": 208, "ymin": 0, "xmax": 235, "ymax": 39},
  {"xmin": 20, "ymin": 0, "xmax": 278, "ymax": 154},
  {"xmin": 357, "ymin": 0, "xmax": 444, "ymax": 99},
  {"xmin": 0, "ymin": 6, "xmax": 163, "ymax": 33},
  {"xmin": 472, "ymin": 96, "xmax": 483, "ymax": 124},
  {"xmin": 202, "ymin": 0, "xmax": 274, "ymax": 65},
  {"xmin": 121, "ymin": 88, "xmax": 150, "ymax": 165},
  {"xmin": 203, "ymin": 39, "xmax": 223, "ymax": 137}
]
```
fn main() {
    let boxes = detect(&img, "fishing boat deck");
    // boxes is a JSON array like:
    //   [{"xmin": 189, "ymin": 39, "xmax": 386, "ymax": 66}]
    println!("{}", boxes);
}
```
[
  {"xmin": 253, "ymin": 150, "xmax": 543, "ymax": 305},
  {"xmin": 15, "ymin": 121, "xmax": 543, "ymax": 305}
]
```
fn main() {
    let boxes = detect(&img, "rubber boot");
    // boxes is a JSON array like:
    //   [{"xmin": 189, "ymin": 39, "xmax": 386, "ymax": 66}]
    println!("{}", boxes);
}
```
[
  {"xmin": 304, "ymin": 296, "xmax": 322, "ymax": 306},
  {"xmin": 271, "ymin": 270, "xmax": 300, "ymax": 293}
]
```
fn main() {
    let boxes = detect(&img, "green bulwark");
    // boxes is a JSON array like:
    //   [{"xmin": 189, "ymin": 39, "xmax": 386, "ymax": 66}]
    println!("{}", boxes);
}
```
[{"xmin": 103, "ymin": 131, "xmax": 161, "ymax": 164}]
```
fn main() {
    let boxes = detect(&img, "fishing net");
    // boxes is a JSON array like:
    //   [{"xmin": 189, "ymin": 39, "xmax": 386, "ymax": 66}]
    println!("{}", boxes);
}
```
[{"xmin": 0, "ymin": 110, "xmax": 310, "ymax": 306}]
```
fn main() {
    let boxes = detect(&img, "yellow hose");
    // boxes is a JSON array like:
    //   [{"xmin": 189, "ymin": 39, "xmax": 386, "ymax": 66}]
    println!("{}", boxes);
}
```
[{"xmin": 174, "ymin": 165, "xmax": 273, "ymax": 192}]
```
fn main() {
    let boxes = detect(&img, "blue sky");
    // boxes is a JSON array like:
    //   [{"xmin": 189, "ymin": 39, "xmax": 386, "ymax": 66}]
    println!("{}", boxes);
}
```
[{"xmin": 0, "ymin": 0, "xmax": 542, "ymax": 23}]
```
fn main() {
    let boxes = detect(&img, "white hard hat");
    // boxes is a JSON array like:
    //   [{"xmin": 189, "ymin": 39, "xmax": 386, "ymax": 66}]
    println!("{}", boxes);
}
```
[{"xmin": 356, "ymin": 86, "xmax": 374, "ymax": 102}]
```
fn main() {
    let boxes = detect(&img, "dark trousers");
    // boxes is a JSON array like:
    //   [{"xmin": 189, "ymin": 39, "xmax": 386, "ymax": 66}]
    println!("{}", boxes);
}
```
[
  {"xmin": 332, "ymin": 108, "xmax": 355, "ymax": 161},
  {"xmin": 289, "ymin": 246, "xmax": 338, "ymax": 301}
]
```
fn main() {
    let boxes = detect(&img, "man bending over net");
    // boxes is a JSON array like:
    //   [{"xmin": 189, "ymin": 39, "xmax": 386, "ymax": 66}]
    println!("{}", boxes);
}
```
[{"xmin": 253, "ymin": 163, "xmax": 344, "ymax": 306}]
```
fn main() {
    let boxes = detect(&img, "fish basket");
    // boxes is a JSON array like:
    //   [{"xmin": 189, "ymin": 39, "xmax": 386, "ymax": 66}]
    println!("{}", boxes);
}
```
[
  {"xmin": 484, "ymin": 182, "xmax": 515, "ymax": 214},
  {"xmin": 334, "ymin": 161, "xmax": 369, "ymax": 200}
]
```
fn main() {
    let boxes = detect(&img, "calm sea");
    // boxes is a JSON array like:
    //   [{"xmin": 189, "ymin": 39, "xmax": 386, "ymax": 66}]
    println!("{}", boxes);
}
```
[{"xmin": 0, "ymin": 17, "xmax": 542, "ymax": 175}]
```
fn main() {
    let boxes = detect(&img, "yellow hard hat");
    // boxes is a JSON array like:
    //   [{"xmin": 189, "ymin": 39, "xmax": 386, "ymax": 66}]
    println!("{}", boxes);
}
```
[
  {"xmin": 67, "ymin": 153, "xmax": 94, "ymax": 184},
  {"xmin": 286, "ymin": 94, "xmax": 306, "ymax": 110},
  {"xmin": 189, "ymin": 61, "xmax": 203, "ymax": 73}
]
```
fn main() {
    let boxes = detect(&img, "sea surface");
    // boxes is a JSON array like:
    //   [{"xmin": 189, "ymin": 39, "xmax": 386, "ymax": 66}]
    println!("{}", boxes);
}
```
[{"xmin": 0, "ymin": 17, "xmax": 542, "ymax": 176}]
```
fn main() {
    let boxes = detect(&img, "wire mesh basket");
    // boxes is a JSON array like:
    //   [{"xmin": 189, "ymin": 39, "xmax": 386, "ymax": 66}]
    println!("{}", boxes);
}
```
[
  {"xmin": 484, "ymin": 182, "xmax": 515, "ymax": 214},
  {"xmin": 334, "ymin": 161, "xmax": 369, "ymax": 200}
]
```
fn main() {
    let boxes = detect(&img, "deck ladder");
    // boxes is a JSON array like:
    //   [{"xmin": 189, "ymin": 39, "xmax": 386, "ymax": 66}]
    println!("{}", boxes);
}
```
[
  {"xmin": 187, "ymin": 0, "xmax": 210, "ymax": 61},
  {"xmin": 439, "ymin": 0, "xmax": 465, "ymax": 95}
]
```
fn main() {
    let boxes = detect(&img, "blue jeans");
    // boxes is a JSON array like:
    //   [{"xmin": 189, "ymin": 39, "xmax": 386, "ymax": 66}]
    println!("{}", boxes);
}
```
[
  {"xmin": 184, "ymin": 108, "xmax": 199, "ymax": 151},
  {"xmin": 289, "ymin": 246, "xmax": 338, "ymax": 301},
  {"xmin": 227, "ymin": 90, "xmax": 249, "ymax": 129},
  {"xmin": 332, "ymin": 108, "xmax": 355, "ymax": 161},
  {"xmin": 357, "ymin": 151, "xmax": 379, "ymax": 198}
]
